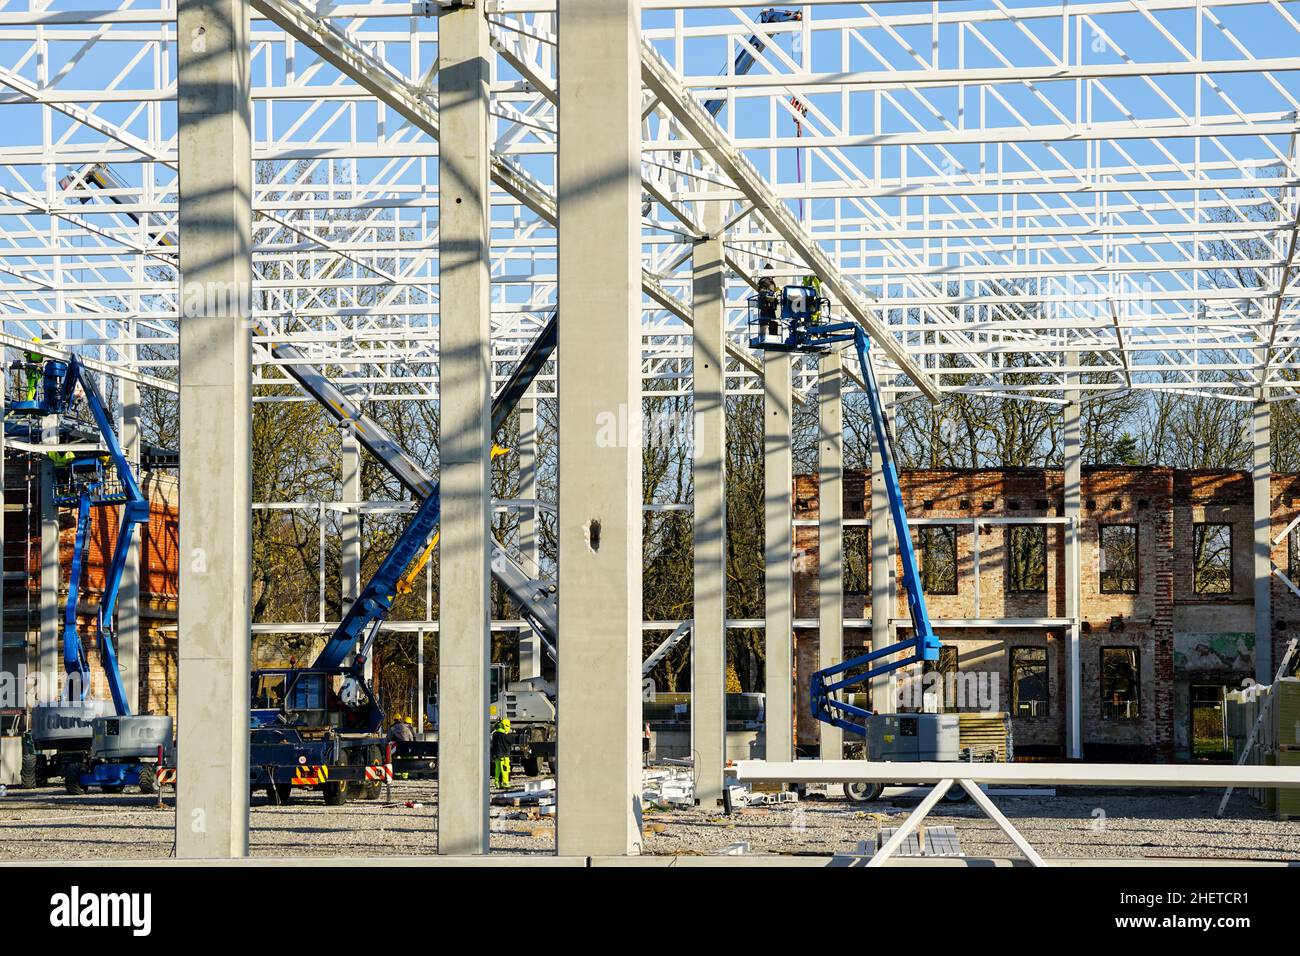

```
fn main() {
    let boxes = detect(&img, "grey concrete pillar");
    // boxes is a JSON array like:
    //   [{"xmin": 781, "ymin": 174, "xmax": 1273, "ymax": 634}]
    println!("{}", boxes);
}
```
[
  {"xmin": 437, "ymin": 0, "xmax": 493, "ymax": 856},
  {"xmin": 555, "ymin": 0, "xmax": 643, "ymax": 856},
  {"xmin": 119, "ymin": 374, "xmax": 141, "ymax": 713},
  {"xmin": 691, "ymin": 200, "xmax": 726, "ymax": 805},
  {"xmin": 517, "ymin": 394, "xmax": 541, "ymax": 681},
  {"xmin": 1063, "ymin": 380, "xmax": 1082, "ymax": 758},
  {"xmin": 416, "ymin": 626, "xmax": 425, "ymax": 734},
  {"xmin": 39, "ymin": 449, "xmax": 59, "ymax": 701},
  {"xmin": 764, "ymin": 349, "xmax": 793, "ymax": 760},
  {"xmin": 0, "ymin": 383, "xmax": 5, "ymax": 690},
  {"xmin": 1254, "ymin": 374, "xmax": 1272, "ymax": 684},
  {"xmin": 175, "ymin": 0, "xmax": 252, "ymax": 859},
  {"xmin": 340, "ymin": 396, "xmax": 366, "ymax": 682},
  {"xmin": 870, "ymin": 387, "xmax": 895, "ymax": 713},
  {"xmin": 818, "ymin": 349, "xmax": 843, "ymax": 759},
  {"xmin": 340, "ymin": 421, "xmax": 361, "ymax": 614}
]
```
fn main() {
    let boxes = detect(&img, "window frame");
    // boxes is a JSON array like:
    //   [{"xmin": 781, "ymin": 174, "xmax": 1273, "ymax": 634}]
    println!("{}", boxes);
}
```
[
  {"xmin": 843, "ymin": 525, "xmax": 871, "ymax": 599},
  {"xmin": 922, "ymin": 644, "xmax": 960, "ymax": 709},
  {"xmin": 1098, "ymin": 523, "xmax": 1140, "ymax": 594},
  {"xmin": 1006, "ymin": 523, "xmax": 1048, "ymax": 593},
  {"xmin": 1289, "ymin": 526, "xmax": 1300, "ymax": 583},
  {"xmin": 918, "ymin": 524, "xmax": 959, "ymax": 595},
  {"xmin": 1192, "ymin": 522, "xmax": 1234, "ymax": 596},
  {"xmin": 1100, "ymin": 645, "xmax": 1141, "ymax": 721},
  {"xmin": 1009, "ymin": 646, "xmax": 1050, "ymax": 719}
]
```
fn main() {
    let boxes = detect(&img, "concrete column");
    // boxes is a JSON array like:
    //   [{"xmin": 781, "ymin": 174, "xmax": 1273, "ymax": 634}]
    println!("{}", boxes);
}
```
[
  {"xmin": 870, "ymin": 388, "xmax": 895, "ymax": 713},
  {"xmin": 437, "ymin": 1, "xmax": 492, "ymax": 856},
  {"xmin": 517, "ymin": 394, "xmax": 541, "ymax": 681},
  {"xmin": 340, "ymin": 397, "xmax": 366, "ymax": 682},
  {"xmin": 1063, "ymin": 380, "xmax": 1082, "ymax": 759},
  {"xmin": 340, "ymin": 419, "xmax": 361, "ymax": 614},
  {"xmin": 416, "ymin": 626, "xmax": 425, "ymax": 733},
  {"xmin": 119, "ymin": 375, "xmax": 141, "ymax": 712},
  {"xmin": 691, "ymin": 200, "xmax": 726, "ymax": 805},
  {"xmin": 39, "ymin": 450, "xmax": 59, "ymax": 701},
  {"xmin": 0, "ymin": 383, "xmax": 4, "ymax": 690},
  {"xmin": 555, "ymin": 0, "xmax": 643, "ymax": 856},
  {"xmin": 175, "ymin": 0, "xmax": 252, "ymax": 859},
  {"xmin": 764, "ymin": 349, "xmax": 793, "ymax": 760},
  {"xmin": 1254, "ymin": 372, "xmax": 1272, "ymax": 684},
  {"xmin": 818, "ymin": 349, "xmax": 843, "ymax": 758}
]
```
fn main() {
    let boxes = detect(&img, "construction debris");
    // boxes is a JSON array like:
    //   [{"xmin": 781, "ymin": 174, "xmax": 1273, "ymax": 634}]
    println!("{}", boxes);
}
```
[
  {"xmin": 642, "ymin": 766, "xmax": 695, "ymax": 809},
  {"xmin": 723, "ymin": 783, "xmax": 799, "ymax": 813},
  {"xmin": 491, "ymin": 778, "xmax": 556, "ymax": 809}
]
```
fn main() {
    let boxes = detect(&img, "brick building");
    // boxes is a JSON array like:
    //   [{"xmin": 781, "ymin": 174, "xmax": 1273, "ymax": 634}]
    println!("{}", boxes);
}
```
[
  {"xmin": 3, "ymin": 461, "xmax": 180, "ymax": 714},
  {"xmin": 791, "ymin": 467, "xmax": 1300, "ymax": 763}
]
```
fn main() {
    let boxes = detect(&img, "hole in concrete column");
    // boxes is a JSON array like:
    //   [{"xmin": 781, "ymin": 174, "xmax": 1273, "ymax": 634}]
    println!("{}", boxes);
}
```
[{"xmin": 587, "ymin": 519, "xmax": 601, "ymax": 552}]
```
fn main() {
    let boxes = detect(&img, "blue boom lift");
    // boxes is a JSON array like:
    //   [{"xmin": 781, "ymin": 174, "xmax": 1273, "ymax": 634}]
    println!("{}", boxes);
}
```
[
  {"xmin": 9, "ymin": 353, "xmax": 171, "ymax": 793},
  {"xmin": 747, "ymin": 283, "xmax": 942, "ymax": 732},
  {"xmin": 248, "ymin": 314, "xmax": 562, "ymax": 803},
  {"xmin": 747, "ymin": 283, "xmax": 974, "ymax": 804}
]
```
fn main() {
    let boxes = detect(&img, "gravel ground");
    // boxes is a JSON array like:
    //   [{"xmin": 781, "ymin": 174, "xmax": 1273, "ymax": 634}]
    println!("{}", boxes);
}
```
[{"xmin": 1, "ymin": 779, "xmax": 1297, "ymax": 861}]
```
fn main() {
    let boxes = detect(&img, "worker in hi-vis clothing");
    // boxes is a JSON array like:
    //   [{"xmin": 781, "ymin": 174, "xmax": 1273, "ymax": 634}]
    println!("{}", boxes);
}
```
[
  {"xmin": 801, "ymin": 274, "xmax": 823, "ymax": 324},
  {"xmin": 23, "ymin": 337, "xmax": 43, "ymax": 402},
  {"xmin": 490, "ymin": 717, "xmax": 512, "ymax": 788}
]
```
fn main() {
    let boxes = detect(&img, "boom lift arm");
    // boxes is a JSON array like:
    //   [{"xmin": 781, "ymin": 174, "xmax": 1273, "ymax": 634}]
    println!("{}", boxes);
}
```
[
  {"xmin": 11, "ymin": 355, "xmax": 149, "ymax": 716},
  {"xmin": 747, "ymin": 286, "xmax": 941, "ymax": 736}
]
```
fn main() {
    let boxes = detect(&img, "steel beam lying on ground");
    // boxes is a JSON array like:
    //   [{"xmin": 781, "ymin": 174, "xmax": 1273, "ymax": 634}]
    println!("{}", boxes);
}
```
[{"xmin": 735, "ymin": 760, "xmax": 1300, "ymax": 788}]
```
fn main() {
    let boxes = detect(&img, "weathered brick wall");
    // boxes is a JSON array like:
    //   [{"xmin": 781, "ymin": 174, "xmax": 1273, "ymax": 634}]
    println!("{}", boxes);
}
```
[
  {"xmin": 792, "ymin": 466, "xmax": 1189, "ymax": 760},
  {"xmin": 1270, "ymin": 473, "xmax": 1300, "ymax": 673}
]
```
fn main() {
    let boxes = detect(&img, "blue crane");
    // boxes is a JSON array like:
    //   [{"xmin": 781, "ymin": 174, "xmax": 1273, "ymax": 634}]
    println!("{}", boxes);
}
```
[
  {"xmin": 702, "ymin": 10, "xmax": 801, "ymax": 119},
  {"xmin": 247, "ymin": 314, "xmax": 560, "ymax": 803},
  {"xmin": 58, "ymin": 163, "xmax": 174, "ymax": 248},
  {"xmin": 270, "ymin": 310, "xmax": 558, "ymax": 679},
  {"xmin": 746, "ymin": 283, "xmax": 942, "ymax": 737}
]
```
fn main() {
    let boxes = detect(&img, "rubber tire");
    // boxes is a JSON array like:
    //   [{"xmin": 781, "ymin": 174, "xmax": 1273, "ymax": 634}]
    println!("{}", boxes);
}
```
[
  {"xmin": 19, "ymin": 754, "xmax": 37, "ymax": 789},
  {"xmin": 942, "ymin": 782, "xmax": 969, "ymax": 803},
  {"xmin": 523, "ymin": 755, "xmax": 541, "ymax": 777},
  {"xmin": 138, "ymin": 765, "xmax": 158, "ymax": 795},
  {"xmin": 323, "ymin": 779, "xmax": 348, "ymax": 806},
  {"xmin": 844, "ymin": 782, "xmax": 884, "ymax": 803}
]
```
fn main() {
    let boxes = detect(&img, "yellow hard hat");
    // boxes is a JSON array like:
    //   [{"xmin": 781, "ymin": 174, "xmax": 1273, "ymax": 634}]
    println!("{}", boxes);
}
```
[{"xmin": 499, "ymin": 718, "xmax": 512, "ymax": 733}]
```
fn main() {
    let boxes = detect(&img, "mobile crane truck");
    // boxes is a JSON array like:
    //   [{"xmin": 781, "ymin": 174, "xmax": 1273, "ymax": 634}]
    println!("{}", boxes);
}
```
[{"xmin": 249, "ymin": 308, "xmax": 563, "ymax": 801}]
